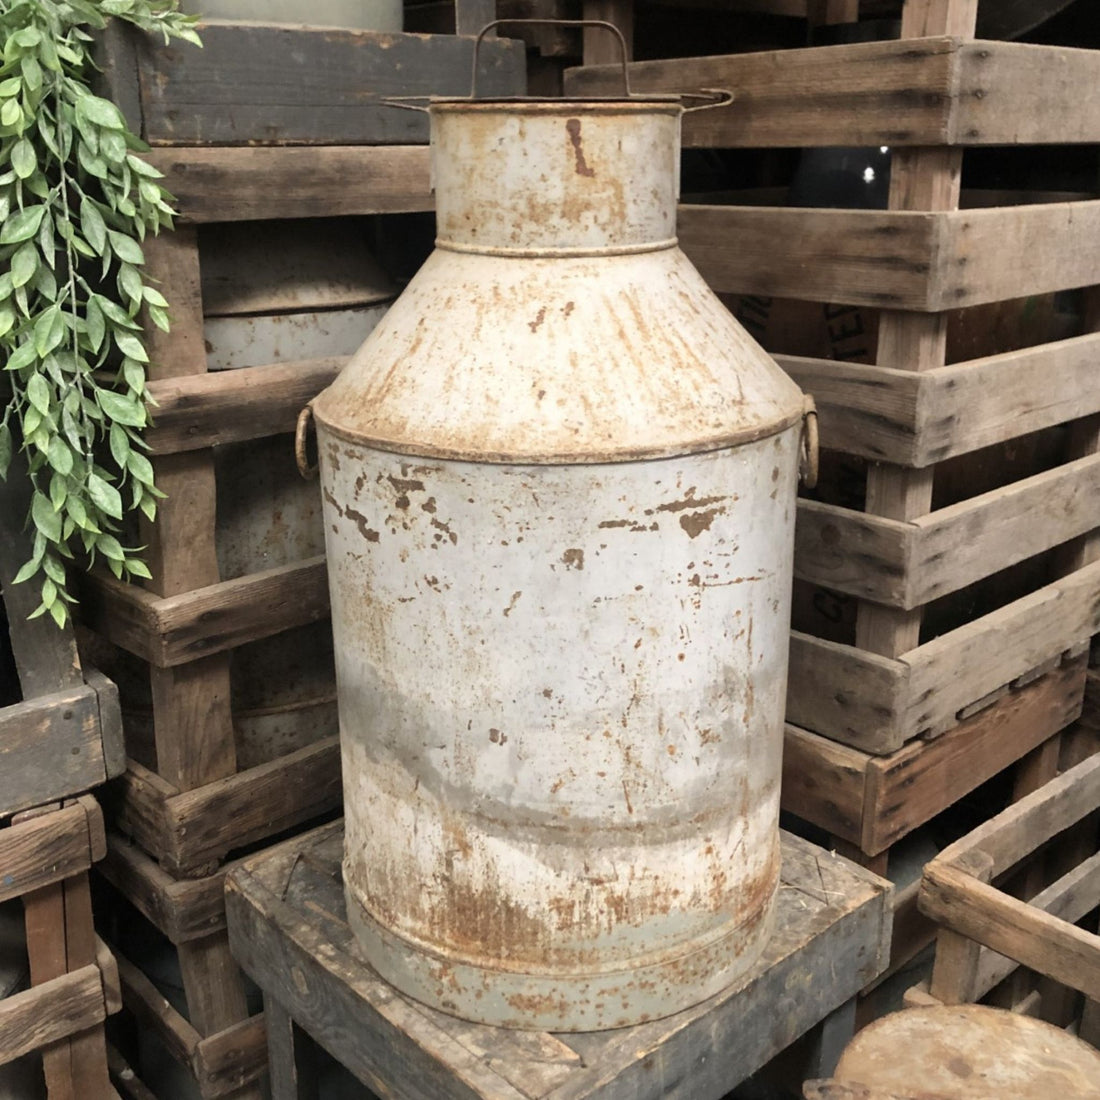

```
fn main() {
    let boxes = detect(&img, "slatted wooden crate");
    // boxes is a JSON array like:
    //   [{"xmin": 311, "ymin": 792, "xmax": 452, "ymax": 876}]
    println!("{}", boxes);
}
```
[{"xmin": 564, "ymin": 3, "xmax": 1100, "ymax": 760}]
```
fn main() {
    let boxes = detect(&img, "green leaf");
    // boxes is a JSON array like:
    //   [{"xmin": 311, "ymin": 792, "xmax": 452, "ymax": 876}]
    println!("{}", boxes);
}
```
[
  {"xmin": 142, "ymin": 285, "xmax": 169, "ymax": 308},
  {"xmin": 48, "ymin": 599, "xmax": 67, "ymax": 628},
  {"xmin": 97, "ymin": 296, "xmax": 139, "ymax": 328},
  {"xmin": 128, "ymin": 449, "xmax": 154, "ymax": 485},
  {"xmin": 49, "ymin": 471, "xmax": 67, "ymax": 510},
  {"xmin": 125, "ymin": 558, "xmax": 152, "ymax": 580},
  {"xmin": 77, "ymin": 142, "xmax": 108, "ymax": 179},
  {"xmin": 1, "ymin": 205, "xmax": 45, "ymax": 244},
  {"xmin": 99, "ymin": 129, "xmax": 128, "ymax": 164},
  {"xmin": 12, "ymin": 558, "xmax": 40, "ymax": 585},
  {"xmin": 6, "ymin": 342, "xmax": 37, "ymax": 372},
  {"xmin": 0, "ymin": 303, "xmax": 14, "ymax": 339},
  {"xmin": 114, "ymin": 331, "xmax": 148, "ymax": 362},
  {"xmin": 13, "ymin": 27, "xmax": 42, "ymax": 49},
  {"xmin": 107, "ymin": 230, "xmax": 144, "ymax": 265},
  {"xmin": 0, "ymin": 421, "xmax": 11, "ymax": 478},
  {"xmin": 43, "ymin": 555, "xmax": 66, "ymax": 585},
  {"xmin": 109, "ymin": 422, "xmax": 130, "ymax": 468},
  {"xmin": 126, "ymin": 154, "xmax": 163, "ymax": 179},
  {"xmin": 118, "ymin": 263, "xmax": 143, "ymax": 307},
  {"xmin": 20, "ymin": 55, "xmax": 42, "ymax": 93},
  {"xmin": 139, "ymin": 495, "xmax": 156, "ymax": 521},
  {"xmin": 31, "ymin": 491, "xmax": 62, "ymax": 541},
  {"xmin": 0, "ymin": 78, "xmax": 20, "ymax": 97},
  {"xmin": 34, "ymin": 307, "xmax": 64, "ymax": 357},
  {"xmin": 80, "ymin": 198, "xmax": 107, "ymax": 255},
  {"xmin": 10, "ymin": 242, "xmax": 38, "ymax": 288},
  {"xmin": 122, "ymin": 358, "xmax": 145, "ymax": 395},
  {"xmin": 87, "ymin": 472, "xmax": 122, "ymax": 519},
  {"xmin": 11, "ymin": 138, "xmax": 35, "ymax": 180},
  {"xmin": 65, "ymin": 495, "xmax": 89, "ymax": 529},
  {"xmin": 95, "ymin": 534, "xmax": 125, "ymax": 561},
  {"xmin": 84, "ymin": 297, "xmax": 105, "ymax": 352},
  {"xmin": 48, "ymin": 436, "xmax": 73, "ymax": 476},
  {"xmin": 98, "ymin": 390, "xmax": 146, "ymax": 427},
  {"xmin": 0, "ymin": 99, "xmax": 22, "ymax": 129},
  {"xmin": 22, "ymin": 406, "xmax": 42, "ymax": 437},
  {"xmin": 147, "ymin": 305, "xmax": 170, "ymax": 333},
  {"xmin": 76, "ymin": 94, "xmax": 125, "ymax": 131},
  {"xmin": 26, "ymin": 373, "xmax": 50, "ymax": 415}
]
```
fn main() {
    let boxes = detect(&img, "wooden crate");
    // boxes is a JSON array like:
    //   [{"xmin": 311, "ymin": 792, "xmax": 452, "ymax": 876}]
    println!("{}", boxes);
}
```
[
  {"xmin": 224, "ymin": 820, "xmax": 892, "ymax": 1100},
  {"xmin": 0, "ymin": 798, "xmax": 122, "ymax": 1098},
  {"xmin": 93, "ymin": 3, "xmax": 522, "ymax": 146},
  {"xmin": 564, "ymin": 3, "xmax": 1100, "ymax": 756},
  {"xmin": 97, "ymin": 833, "xmax": 269, "ymax": 1099},
  {"xmin": 910, "ymin": 750, "xmax": 1100, "ymax": 1036}
]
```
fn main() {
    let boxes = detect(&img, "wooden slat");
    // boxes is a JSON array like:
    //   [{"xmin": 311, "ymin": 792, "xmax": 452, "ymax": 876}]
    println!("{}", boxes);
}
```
[
  {"xmin": 146, "ymin": 146, "xmax": 433, "ymax": 223},
  {"xmin": 115, "ymin": 948, "xmax": 202, "ymax": 1068},
  {"xmin": 861, "ymin": 658, "xmax": 1085, "ymax": 855},
  {"xmin": 79, "ymin": 557, "xmax": 330, "ymax": 668},
  {"xmin": 920, "ymin": 860, "xmax": 1100, "ymax": 1000},
  {"xmin": 146, "ymin": 358, "xmax": 345, "ymax": 455},
  {"xmin": 120, "ymin": 22, "xmax": 524, "ymax": 147},
  {"xmin": 781, "ymin": 724, "xmax": 868, "ymax": 847},
  {"xmin": 0, "ymin": 803, "xmax": 94, "ymax": 903},
  {"xmin": 903, "ymin": 559, "xmax": 1100, "ymax": 737},
  {"xmin": 564, "ymin": 39, "xmax": 1100, "ymax": 148},
  {"xmin": 0, "ymin": 964, "xmax": 106, "ymax": 1065},
  {"xmin": 972, "ymin": 850, "xmax": 1100, "ymax": 999},
  {"xmin": 0, "ymin": 687, "xmax": 108, "ymax": 815},
  {"xmin": 786, "ymin": 632, "xmax": 908, "ymax": 754},
  {"xmin": 779, "ymin": 333, "xmax": 1100, "ymax": 468},
  {"xmin": 679, "ymin": 205, "xmax": 940, "ymax": 310},
  {"xmin": 192, "ymin": 1014, "xmax": 268, "ymax": 1099},
  {"xmin": 794, "ymin": 455, "xmax": 1100, "ymax": 610},
  {"xmin": 936, "ymin": 752, "xmax": 1100, "ymax": 879},
  {"xmin": 99, "ymin": 834, "xmax": 233, "ymax": 944},
  {"xmin": 680, "ymin": 201, "xmax": 1100, "ymax": 311}
]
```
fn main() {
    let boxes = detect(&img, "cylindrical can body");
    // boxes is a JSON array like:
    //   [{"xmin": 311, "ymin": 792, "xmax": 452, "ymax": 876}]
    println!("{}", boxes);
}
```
[{"xmin": 314, "ymin": 100, "xmax": 806, "ymax": 1030}]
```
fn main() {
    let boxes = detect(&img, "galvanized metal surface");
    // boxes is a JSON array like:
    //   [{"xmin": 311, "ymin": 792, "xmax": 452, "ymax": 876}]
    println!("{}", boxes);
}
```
[
  {"xmin": 314, "ymin": 100, "xmax": 806, "ymax": 1030},
  {"xmin": 833, "ymin": 1005, "xmax": 1100, "ymax": 1096}
]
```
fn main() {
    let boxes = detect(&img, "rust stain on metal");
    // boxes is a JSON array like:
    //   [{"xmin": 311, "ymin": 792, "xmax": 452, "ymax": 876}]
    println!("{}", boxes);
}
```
[
  {"xmin": 561, "ymin": 548, "xmax": 585, "ymax": 570},
  {"xmin": 503, "ymin": 591, "xmax": 522, "ymax": 617},
  {"xmin": 654, "ymin": 489, "xmax": 727, "ymax": 514},
  {"xmin": 488, "ymin": 728, "xmax": 508, "ymax": 745},
  {"xmin": 528, "ymin": 306, "xmax": 547, "ymax": 333},
  {"xmin": 344, "ymin": 505, "xmax": 380, "ymax": 543},
  {"xmin": 680, "ymin": 509, "xmax": 720, "ymax": 539},
  {"xmin": 565, "ymin": 118, "xmax": 596, "ymax": 178},
  {"xmin": 431, "ymin": 516, "xmax": 458, "ymax": 545}
]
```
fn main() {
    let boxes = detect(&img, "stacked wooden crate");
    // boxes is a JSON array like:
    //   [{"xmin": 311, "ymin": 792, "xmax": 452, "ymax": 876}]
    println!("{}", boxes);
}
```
[
  {"xmin": 0, "ymin": 454, "xmax": 125, "ymax": 1096},
  {"xmin": 566, "ymin": 0, "xmax": 1100, "ymax": 975},
  {"xmin": 75, "ymin": 12, "xmax": 524, "ymax": 1098}
]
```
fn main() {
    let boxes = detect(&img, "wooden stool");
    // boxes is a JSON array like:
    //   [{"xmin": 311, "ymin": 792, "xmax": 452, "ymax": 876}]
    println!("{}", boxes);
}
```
[{"xmin": 806, "ymin": 1004, "xmax": 1100, "ymax": 1098}]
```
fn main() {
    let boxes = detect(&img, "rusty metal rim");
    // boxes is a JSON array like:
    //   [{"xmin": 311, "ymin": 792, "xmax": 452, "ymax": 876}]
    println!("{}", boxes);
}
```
[
  {"xmin": 434, "ymin": 238, "xmax": 679, "ymax": 259},
  {"xmin": 345, "ymin": 847, "xmax": 779, "ymax": 979},
  {"xmin": 429, "ymin": 98, "xmax": 683, "ymax": 111},
  {"xmin": 311, "ymin": 412, "xmax": 803, "ymax": 465}
]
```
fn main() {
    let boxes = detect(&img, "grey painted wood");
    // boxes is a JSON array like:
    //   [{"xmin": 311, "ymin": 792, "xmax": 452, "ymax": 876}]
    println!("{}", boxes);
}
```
[
  {"xmin": 226, "ymin": 824, "xmax": 892, "ymax": 1099},
  {"xmin": 96, "ymin": 21, "xmax": 526, "ymax": 146}
]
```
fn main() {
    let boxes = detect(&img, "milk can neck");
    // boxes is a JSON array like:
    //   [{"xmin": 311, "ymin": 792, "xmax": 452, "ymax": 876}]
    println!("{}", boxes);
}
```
[{"xmin": 430, "ymin": 102, "xmax": 682, "ymax": 257}]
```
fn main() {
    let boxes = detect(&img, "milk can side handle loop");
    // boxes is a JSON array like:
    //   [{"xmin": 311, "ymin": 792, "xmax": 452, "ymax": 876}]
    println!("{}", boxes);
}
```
[
  {"xmin": 800, "ymin": 395, "xmax": 819, "ymax": 490},
  {"xmin": 296, "ymin": 404, "xmax": 319, "ymax": 480}
]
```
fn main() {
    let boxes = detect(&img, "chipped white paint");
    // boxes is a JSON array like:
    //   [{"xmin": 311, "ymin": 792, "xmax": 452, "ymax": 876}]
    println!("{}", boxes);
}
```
[{"xmin": 313, "ymin": 98, "xmax": 806, "ymax": 1030}]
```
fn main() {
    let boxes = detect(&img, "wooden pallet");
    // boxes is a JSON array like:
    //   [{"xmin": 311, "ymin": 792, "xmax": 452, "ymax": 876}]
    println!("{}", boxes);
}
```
[
  {"xmin": 98, "ymin": 832, "xmax": 269, "ymax": 1099},
  {"xmin": 909, "ymin": 750, "xmax": 1100, "ymax": 1037},
  {"xmin": 564, "ymin": 0, "xmax": 1100, "ymax": 755},
  {"xmin": 224, "ymin": 821, "xmax": 891, "ymax": 1100},
  {"xmin": 1, "ymin": 798, "xmax": 121, "ymax": 1098}
]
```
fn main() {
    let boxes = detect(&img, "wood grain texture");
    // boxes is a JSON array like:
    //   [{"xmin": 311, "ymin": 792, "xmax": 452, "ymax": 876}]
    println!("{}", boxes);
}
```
[
  {"xmin": 863, "ymin": 659, "xmax": 1085, "ymax": 855},
  {"xmin": 921, "ymin": 861, "xmax": 1100, "ymax": 1000},
  {"xmin": 0, "ymin": 803, "xmax": 95, "ymax": 903},
  {"xmin": 565, "ymin": 38, "xmax": 1100, "ymax": 148},
  {"xmin": 115, "ymin": 947, "xmax": 202, "ymax": 1066},
  {"xmin": 117, "ymin": 21, "xmax": 524, "ymax": 146},
  {"xmin": 225, "ymin": 825, "xmax": 891, "ymax": 1100},
  {"xmin": 781, "ymin": 725, "xmax": 868, "ymax": 847},
  {"xmin": 0, "ymin": 964, "xmax": 107, "ymax": 1065},
  {"xmin": 146, "ymin": 146, "xmax": 433, "ymax": 223},
  {"xmin": 81, "ymin": 557, "xmax": 330, "ymax": 668},
  {"xmin": 582, "ymin": 0, "xmax": 634, "ymax": 66},
  {"xmin": 265, "ymin": 997, "xmax": 319, "ymax": 1100},
  {"xmin": 145, "ymin": 358, "xmax": 345, "ymax": 455},
  {"xmin": 192, "ymin": 1014, "xmax": 269, "ymax": 1099},
  {"xmin": 0, "ymin": 686, "xmax": 109, "ymax": 815}
]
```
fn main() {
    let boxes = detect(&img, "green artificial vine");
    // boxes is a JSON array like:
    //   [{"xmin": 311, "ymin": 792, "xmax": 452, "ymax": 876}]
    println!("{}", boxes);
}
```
[{"xmin": 0, "ymin": 0, "xmax": 200, "ymax": 626}]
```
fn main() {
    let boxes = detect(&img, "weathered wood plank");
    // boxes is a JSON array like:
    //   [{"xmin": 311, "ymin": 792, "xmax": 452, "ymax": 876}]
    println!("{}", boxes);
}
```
[
  {"xmin": 106, "ymin": 21, "xmax": 524, "ymax": 146},
  {"xmin": 902, "ymin": 560, "xmax": 1100, "ymax": 737},
  {"xmin": 679, "ymin": 206, "xmax": 940, "ymax": 310},
  {"xmin": 79, "ymin": 557, "xmax": 330, "ymax": 668},
  {"xmin": 0, "ymin": 803, "xmax": 95, "ymax": 903},
  {"xmin": 921, "ymin": 860, "xmax": 1100, "ymax": 1000},
  {"xmin": 0, "ymin": 964, "xmax": 107, "ymax": 1066},
  {"xmin": 564, "ymin": 39, "xmax": 1100, "ymax": 148},
  {"xmin": 780, "ymin": 724, "xmax": 868, "ymax": 847},
  {"xmin": 786, "ymin": 632, "xmax": 908, "ymax": 754},
  {"xmin": 98, "ymin": 834, "xmax": 233, "ymax": 944},
  {"xmin": 0, "ymin": 687, "xmax": 108, "ymax": 815},
  {"xmin": 115, "ymin": 947, "xmax": 202, "ymax": 1067},
  {"xmin": 146, "ymin": 358, "xmax": 345, "ymax": 455},
  {"xmin": 146, "ymin": 146, "xmax": 433, "ymax": 223},
  {"xmin": 862, "ymin": 659, "xmax": 1085, "ymax": 855},
  {"xmin": 193, "ymin": 1013, "xmax": 268, "ymax": 1099}
]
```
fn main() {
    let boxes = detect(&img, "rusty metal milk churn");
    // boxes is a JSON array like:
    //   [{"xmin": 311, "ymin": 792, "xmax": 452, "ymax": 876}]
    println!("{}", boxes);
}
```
[{"xmin": 305, "ymin": 22, "xmax": 816, "ymax": 1031}]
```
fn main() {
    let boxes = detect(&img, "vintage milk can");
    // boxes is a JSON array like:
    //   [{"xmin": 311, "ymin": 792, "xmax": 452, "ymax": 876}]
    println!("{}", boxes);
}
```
[{"xmin": 306, "ymin": 22, "xmax": 816, "ymax": 1031}]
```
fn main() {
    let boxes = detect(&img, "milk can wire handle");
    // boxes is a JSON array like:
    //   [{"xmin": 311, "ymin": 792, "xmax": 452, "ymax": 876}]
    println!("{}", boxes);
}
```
[
  {"xmin": 471, "ymin": 20, "xmax": 632, "ymax": 99},
  {"xmin": 296, "ymin": 405, "xmax": 319, "ymax": 480},
  {"xmin": 800, "ymin": 396, "xmax": 819, "ymax": 490}
]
